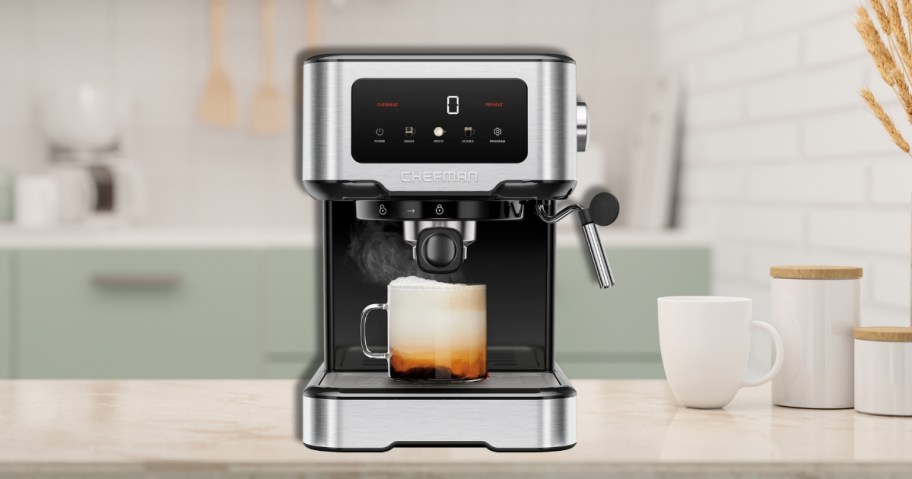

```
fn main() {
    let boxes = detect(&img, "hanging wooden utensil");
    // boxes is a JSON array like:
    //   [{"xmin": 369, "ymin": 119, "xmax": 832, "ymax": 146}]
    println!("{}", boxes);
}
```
[
  {"xmin": 198, "ymin": 0, "xmax": 238, "ymax": 127},
  {"xmin": 305, "ymin": 0, "xmax": 321, "ymax": 48},
  {"xmin": 251, "ymin": 0, "xmax": 285, "ymax": 134}
]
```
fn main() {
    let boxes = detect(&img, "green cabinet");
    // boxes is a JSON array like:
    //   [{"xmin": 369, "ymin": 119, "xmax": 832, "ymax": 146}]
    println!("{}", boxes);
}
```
[
  {"xmin": 0, "ymin": 251, "xmax": 10, "ymax": 378},
  {"xmin": 4, "ymin": 242, "xmax": 710, "ymax": 380},
  {"xmin": 16, "ymin": 249, "xmax": 259, "ymax": 379},
  {"xmin": 261, "ymin": 248, "xmax": 320, "ymax": 377},
  {"xmin": 555, "ymin": 246, "xmax": 710, "ymax": 379}
]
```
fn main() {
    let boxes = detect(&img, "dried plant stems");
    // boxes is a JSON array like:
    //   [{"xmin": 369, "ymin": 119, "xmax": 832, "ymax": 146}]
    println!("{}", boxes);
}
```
[
  {"xmin": 862, "ymin": 88, "xmax": 910, "ymax": 153},
  {"xmin": 871, "ymin": 0, "xmax": 892, "ymax": 30},
  {"xmin": 886, "ymin": 0, "xmax": 912, "ymax": 83},
  {"xmin": 858, "ymin": 6, "xmax": 899, "ymax": 86},
  {"xmin": 892, "ymin": 69, "xmax": 912, "ymax": 123},
  {"xmin": 902, "ymin": 0, "xmax": 912, "ymax": 40},
  {"xmin": 856, "ymin": 2, "xmax": 912, "ymax": 158}
]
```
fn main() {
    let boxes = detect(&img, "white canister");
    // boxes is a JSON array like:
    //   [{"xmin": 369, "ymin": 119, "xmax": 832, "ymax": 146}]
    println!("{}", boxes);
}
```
[
  {"xmin": 770, "ymin": 265, "xmax": 862, "ymax": 409},
  {"xmin": 854, "ymin": 327, "xmax": 912, "ymax": 416}
]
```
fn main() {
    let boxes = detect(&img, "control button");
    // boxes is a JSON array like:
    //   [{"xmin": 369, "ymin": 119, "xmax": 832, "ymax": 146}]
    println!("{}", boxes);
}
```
[
  {"xmin": 435, "ymin": 203, "xmax": 445, "ymax": 215},
  {"xmin": 404, "ymin": 126, "xmax": 415, "ymax": 137},
  {"xmin": 434, "ymin": 127, "xmax": 446, "ymax": 137},
  {"xmin": 379, "ymin": 204, "xmax": 387, "ymax": 215},
  {"xmin": 375, "ymin": 128, "xmax": 384, "ymax": 137},
  {"xmin": 493, "ymin": 127, "xmax": 502, "ymax": 136},
  {"xmin": 464, "ymin": 127, "xmax": 475, "ymax": 138},
  {"xmin": 447, "ymin": 95, "xmax": 459, "ymax": 115}
]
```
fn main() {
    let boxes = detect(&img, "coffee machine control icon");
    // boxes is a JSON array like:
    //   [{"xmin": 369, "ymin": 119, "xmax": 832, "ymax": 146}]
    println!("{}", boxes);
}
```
[{"xmin": 298, "ymin": 52, "xmax": 618, "ymax": 452}]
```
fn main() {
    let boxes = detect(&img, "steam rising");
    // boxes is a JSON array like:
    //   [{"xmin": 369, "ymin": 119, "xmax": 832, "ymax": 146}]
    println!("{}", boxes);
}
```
[{"xmin": 347, "ymin": 222, "xmax": 465, "ymax": 285}]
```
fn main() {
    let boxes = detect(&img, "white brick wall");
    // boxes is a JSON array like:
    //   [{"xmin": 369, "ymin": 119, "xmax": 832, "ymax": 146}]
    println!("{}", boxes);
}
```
[
  {"xmin": 657, "ymin": 0, "xmax": 912, "ymax": 367},
  {"xmin": 0, "ymin": 0, "xmax": 657, "ymax": 228}
]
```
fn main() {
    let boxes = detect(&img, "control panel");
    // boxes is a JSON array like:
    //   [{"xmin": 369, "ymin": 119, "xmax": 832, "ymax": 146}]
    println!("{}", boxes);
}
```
[
  {"xmin": 355, "ymin": 199, "xmax": 524, "ymax": 221},
  {"xmin": 350, "ymin": 79, "xmax": 528, "ymax": 163}
]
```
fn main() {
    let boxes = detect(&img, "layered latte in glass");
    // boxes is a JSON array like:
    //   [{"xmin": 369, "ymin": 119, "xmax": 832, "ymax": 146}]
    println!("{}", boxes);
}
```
[{"xmin": 362, "ymin": 276, "xmax": 487, "ymax": 382}]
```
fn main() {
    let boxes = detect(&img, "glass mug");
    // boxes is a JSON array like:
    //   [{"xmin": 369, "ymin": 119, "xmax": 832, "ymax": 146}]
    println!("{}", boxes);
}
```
[{"xmin": 360, "ymin": 277, "xmax": 487, "ymax": 382}]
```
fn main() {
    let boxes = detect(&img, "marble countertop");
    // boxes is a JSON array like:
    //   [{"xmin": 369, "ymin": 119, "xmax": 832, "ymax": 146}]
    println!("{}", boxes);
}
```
[{"xmin": 2, "ymin": 379, "xmax": 901, "ymax": 478}]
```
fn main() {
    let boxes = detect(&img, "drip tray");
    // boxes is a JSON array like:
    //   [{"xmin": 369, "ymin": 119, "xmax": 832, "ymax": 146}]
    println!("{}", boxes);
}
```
[
  {"xmin": 318, "ymin": 371, "xmax": 562, "ymax": 390},
  {"xmin": 302, "ymin": 362, "xmax": 577, "ymax": 451}
]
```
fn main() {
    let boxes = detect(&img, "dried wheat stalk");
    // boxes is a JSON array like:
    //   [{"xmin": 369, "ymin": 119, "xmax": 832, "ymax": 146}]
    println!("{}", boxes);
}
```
[
  {"xmin": 858, "ymin": 6, "xmax": 899, "ymax": 85},
  {"xmin": 902, "ymin": 0, "xmax": 912, "ymax": 37},
  {"xmin": 887, "ymin": 0, "xmax": 912, "ymax": 78},
  {"xmin": 891, "ymin": 68, "xmax": 912, "ymax": 123},
  {"xmin": 856, "ymin": 2, "xmax": 912, "ymax": 158},
  {"xmin": 862, "ymin": 88, "xmax": 910, "ymax": 153}
]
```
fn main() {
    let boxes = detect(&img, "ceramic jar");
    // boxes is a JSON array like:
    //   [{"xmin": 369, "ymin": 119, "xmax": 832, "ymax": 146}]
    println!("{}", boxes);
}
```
[
  {"xmin": 770, "ymin": 265, "xmax": 862, "ymax": 409},
  {"xmin": 854, "ymin": 326, "xmax": 912, "ymax": 416}
]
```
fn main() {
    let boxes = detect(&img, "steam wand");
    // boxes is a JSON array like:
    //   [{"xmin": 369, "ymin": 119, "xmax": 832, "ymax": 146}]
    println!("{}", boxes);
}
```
[{"xmin": 536, "ymin": 192, "xmax": 620, "ymax": 289}]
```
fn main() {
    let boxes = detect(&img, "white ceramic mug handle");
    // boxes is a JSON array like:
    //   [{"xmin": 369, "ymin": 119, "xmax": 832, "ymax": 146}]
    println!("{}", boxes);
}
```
[{"xmin": 742, "ymin": 320, "xmax": 784, "ymax": 387}]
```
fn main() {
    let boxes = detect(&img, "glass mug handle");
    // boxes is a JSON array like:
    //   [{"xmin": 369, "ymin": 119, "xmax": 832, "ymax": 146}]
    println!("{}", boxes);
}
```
[
  {"xmin": 741, "ymin": 320, "xmax": 785, "ymax": 387},
  {"xmin": 360, "ymin": 303, "xmax": 389, "ymax": 359}
]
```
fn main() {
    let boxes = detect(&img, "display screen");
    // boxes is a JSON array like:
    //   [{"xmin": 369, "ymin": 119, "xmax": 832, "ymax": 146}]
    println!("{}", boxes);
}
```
[{"xmin": 351, "ymin": 79, "xmax": 528, "ymax": 163}]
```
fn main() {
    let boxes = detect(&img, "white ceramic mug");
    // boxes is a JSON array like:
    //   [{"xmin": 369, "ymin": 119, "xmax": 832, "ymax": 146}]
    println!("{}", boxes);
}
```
[
  {"xmin": 14, "ymin": 174, "xmax": 60, "ymax": 228},
  {"xmin": 48, "ymin": 165, "xmax": 96, "ymax": 223},
  {"xmin": 658, "ymin": 296, "xmax": 784, "ymax": 409}
]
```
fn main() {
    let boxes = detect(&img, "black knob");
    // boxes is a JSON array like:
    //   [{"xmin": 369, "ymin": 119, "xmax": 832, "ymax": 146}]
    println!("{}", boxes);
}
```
[
  {"xmin": 424, "ymin": 234, "xmax": 457, "ymax": 268},
  {"xmin": 416, "ymin": 228, "xmax": 463, "ymax": 274},
  {"xmin": 588, "ymin": 192, "xmax": 620, "ymax": 227}
]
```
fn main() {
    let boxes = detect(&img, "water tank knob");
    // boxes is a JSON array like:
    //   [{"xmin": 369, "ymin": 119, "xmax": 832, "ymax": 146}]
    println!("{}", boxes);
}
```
[{"xmin": 576, "ymin": 102, "xmax": 589, "ymax": 152}]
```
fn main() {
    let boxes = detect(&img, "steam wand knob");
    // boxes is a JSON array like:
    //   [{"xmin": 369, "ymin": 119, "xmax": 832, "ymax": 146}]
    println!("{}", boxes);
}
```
[
  {"xmin": 582, "ymin": 192, "xmax": 620, "ymax": 227},
  {"xmin": 536, "ymin": 192, "xmax": 619, "ymax": 289}
]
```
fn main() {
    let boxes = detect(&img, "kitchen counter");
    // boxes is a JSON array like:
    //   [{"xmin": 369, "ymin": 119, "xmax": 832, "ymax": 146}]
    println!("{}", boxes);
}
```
[{"xmin": 0, "ymin": 380, "xmax": 910, "ymax": 478}]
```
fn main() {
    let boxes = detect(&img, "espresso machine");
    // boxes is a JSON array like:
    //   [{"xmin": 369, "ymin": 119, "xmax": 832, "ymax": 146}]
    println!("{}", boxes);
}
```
[{"xmin": 298, "ymin": 52, "xmax": 619, "ymax": 451}]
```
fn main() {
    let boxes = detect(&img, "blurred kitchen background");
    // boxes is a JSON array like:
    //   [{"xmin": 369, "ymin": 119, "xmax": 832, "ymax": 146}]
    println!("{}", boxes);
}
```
[{"xmin": 0, "ymin": 0, "xmax": 906, "ymax": 380}]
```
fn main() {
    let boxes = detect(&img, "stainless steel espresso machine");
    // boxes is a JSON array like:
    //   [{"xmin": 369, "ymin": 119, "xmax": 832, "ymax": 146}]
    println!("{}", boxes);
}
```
[{"xmin": 298, "ymin": 51, "xmax": 619, "ymax": 451}]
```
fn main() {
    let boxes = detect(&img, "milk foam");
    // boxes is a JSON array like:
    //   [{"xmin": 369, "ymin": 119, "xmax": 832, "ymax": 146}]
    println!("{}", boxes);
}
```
[{"xmin": 389, "ymin": 276, "xmax": 476, "ymax": 289}]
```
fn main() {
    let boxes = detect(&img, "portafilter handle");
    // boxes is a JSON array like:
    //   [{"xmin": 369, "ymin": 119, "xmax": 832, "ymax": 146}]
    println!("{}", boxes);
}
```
[{"xmin": 536, "ymin": 192, "xmax": 620, "ymax": 289}]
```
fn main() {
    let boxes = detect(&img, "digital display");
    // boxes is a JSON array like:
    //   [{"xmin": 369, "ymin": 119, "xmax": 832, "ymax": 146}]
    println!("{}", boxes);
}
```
[{"xmin": 351, "ymin": 79, "xmax": 528, "ymax": 163}]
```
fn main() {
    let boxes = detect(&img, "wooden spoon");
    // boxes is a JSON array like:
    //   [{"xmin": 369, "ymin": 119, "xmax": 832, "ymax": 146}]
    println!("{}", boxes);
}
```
[
  {"xmin": 305, "ymin": 0, "xmax": 321, "ymax": 47},
  {"xmin": 198, "ymin": 0, "xmax": 237, "ymax": 127},
  {"xmin": 251, "ymin": 0, "xmax": 285, "ymax": 134}
]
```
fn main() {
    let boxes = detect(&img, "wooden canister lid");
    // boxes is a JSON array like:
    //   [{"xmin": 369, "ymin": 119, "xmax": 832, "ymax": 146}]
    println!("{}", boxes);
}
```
[
  {"xmin": 854, "ymin": 326, "xmax": 912, "ymax": 342},
  {"xmin": 770, "ymin": 265, "xmax": 863, "ymax": 280}
]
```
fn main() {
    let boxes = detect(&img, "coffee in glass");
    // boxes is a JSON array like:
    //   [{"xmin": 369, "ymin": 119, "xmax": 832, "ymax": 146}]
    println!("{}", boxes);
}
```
[{"xmin": 360, "ymin": 276, "xmax": 487, "ymax": 381}]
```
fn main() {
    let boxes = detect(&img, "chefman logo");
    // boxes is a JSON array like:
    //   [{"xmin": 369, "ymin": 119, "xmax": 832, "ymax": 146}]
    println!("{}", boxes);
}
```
[{"xmin": 401, "ymin": 171, "xmax": 479, "ymax": 183}]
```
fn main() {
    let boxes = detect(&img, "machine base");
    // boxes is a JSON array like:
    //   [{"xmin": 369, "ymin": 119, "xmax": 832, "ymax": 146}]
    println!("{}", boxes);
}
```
[{"xmin": 302, "ymin": 364, "xmax": 577, "ymax": 452}]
